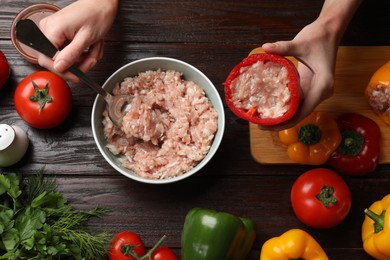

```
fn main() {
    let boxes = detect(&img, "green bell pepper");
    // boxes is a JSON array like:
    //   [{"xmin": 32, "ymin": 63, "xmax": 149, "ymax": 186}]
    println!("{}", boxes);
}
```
[{"xmin": 181, "ymin": 208, "xmax": 256, "ymax": 260}]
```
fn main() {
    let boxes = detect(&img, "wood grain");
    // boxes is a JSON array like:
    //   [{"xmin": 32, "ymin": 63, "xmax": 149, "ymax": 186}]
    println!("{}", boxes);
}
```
[
  {"xmin": 1, "ymin": 1, "xmax": 389, "ymax": 259},
  {"xmin": 250, "ymin": 46, "xmax": 390, "ymax": 164}
]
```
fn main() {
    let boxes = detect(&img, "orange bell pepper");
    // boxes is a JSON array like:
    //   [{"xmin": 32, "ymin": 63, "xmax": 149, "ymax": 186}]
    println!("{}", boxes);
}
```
[
  {"xmin": 278, "ymin": 111, "xmax": 341, "ymax": 165},
  {"xmin": 365, "ymin": 61, "xmax": 390, "ymax": 125},
  {"xmin": 260, "ymin": 229, "xmax": 329, "ymax": 260}
]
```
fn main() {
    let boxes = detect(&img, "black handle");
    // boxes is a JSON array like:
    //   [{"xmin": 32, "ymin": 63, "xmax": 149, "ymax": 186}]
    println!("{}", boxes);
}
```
[
  {"xmin": 15, "ymin": 19, "xmax": 108, "ymax": 98},
  {"xmin": 15, "ymin": 19, "xmax": 58, "ymax": 59}
]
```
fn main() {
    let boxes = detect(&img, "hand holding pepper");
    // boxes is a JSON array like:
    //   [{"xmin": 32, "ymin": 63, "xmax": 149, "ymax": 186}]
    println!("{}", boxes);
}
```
[
  {"xmin": 261, "ymin": 0, "xmax": 362, "ymax": 130},
  {"xmin": 224, "ymin": 52, "xmax": 301, "ymax": 127}
]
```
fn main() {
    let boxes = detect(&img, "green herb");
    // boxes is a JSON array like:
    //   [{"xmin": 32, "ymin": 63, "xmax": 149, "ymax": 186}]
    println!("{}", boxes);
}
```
[{"xmin": 0, "ymin": 171, "xmax": 110, "ymax": 259}]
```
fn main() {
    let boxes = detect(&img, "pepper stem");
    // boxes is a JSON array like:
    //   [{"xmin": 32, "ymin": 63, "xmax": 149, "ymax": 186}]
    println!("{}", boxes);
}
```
[
  {"xmin": 315, "ymin": 186, "xmax": 337, "ymax": 207},
  {"xmin": 339, "ymin": 130, "xmax": 364, "ymax": 156},
  {"xmin": 298, "ymin": 124, "xmax": 321, "ymax": 145},
  {"xmin": 364, "ymin": 208, "xmax": 385, "ymax": 233}
]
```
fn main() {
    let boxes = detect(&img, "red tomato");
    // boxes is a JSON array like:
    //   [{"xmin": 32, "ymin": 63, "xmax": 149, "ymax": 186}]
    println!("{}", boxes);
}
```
[
  {"xmin": 14, "ymin": 71, "xmax": 72, "ymax": 129},
  {"xmin": 149, "ymin": 246, "xmax": 178, "ymax": 260},
  {"xmin": 291, "ymin": 168, "xmax": 352, "ymax": 229},
  {"xmin": 108, "ymin": 231, "xmax": 145, "ymax": 260},
  {"xmin": 0, "ymin": 50, "xmax": 10, "ymax": 89}
]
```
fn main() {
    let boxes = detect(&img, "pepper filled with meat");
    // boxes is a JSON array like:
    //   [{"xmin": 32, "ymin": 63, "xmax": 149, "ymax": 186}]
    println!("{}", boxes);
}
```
[
  {"xmin": 181, "ymin": 208, "xmax": 256, "ymax": 260},
  {"xmin": 224, "ymin": 52, "xmax": 301, "ymax": 126},
  {"xmin": 365, "ymin": 61, "xmax": 390, "ymax": 125}
]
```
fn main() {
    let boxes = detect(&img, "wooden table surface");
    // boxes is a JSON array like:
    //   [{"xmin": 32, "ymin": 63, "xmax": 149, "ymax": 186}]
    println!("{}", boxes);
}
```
[{"xmin": 1, "ymin": 1, "xmax": 390, "ymax": 259}]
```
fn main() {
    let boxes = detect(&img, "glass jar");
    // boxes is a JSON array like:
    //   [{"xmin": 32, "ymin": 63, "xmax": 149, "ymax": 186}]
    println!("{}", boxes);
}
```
[{"xmin": 11, "ymin": 3, "xmax": 60, "ymax": 64}]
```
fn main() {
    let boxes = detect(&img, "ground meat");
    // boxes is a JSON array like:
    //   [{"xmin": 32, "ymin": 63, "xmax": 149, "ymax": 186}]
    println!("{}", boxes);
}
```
[
  {"xmin": 230, "ymin": 60, "xmax": 291, "ymax": 118},
  {"xmin": 102, "ymin": 69, "xmax": 218, "ymax": 179},
  {"xmin": 367, "ymin": 84, "xmax": 390, "ymax": 114}
]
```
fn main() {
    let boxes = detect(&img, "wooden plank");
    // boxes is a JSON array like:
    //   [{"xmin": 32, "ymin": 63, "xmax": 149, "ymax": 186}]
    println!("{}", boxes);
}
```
[{"xmin": 250, "ymin": 46, "xmax": 390, "ymax": 164}]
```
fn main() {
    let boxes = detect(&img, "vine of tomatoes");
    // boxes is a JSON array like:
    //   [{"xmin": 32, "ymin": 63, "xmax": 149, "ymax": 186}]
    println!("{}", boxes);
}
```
[{"xmin": 108, "ymin": 232, "xmax": 177, "ymax": 260}]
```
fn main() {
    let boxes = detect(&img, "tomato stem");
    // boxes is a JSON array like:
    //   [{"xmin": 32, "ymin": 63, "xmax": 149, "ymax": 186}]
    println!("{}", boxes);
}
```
[
  {"xmin": 29, "ymin": 80, "xmax": 52, "ymax": 112},
  {"xmin": 121, "ymin": 244, "xmax": 142, "ymax": 259},
  {"xmin": 315, "ymin": 185, "xmax": 337, "ymax": 207},
  {"xmin": 122, "ymin": 235, "xmax": 167, "ymax": 260}
]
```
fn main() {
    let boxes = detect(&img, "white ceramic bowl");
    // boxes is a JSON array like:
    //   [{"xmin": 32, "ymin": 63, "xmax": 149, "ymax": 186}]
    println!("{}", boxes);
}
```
[{"xmin": 91, "ymin": 57, "xmax": 225, "ymax": 184}]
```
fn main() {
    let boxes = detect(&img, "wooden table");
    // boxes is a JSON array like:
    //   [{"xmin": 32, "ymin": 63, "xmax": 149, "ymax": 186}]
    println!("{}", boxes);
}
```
[{"xmin": 1, "ymin": 1, "xmax": 390, "ymax": 259}]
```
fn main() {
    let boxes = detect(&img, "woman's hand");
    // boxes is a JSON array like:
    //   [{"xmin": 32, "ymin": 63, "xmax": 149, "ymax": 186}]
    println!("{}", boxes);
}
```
[
  {"xmin": 260, "ymin": 0, "xmax": 362, "ymax": 131},
  {"xmin": 37, "ymin": 0, "xmax": 118, "ymax": 82},
  {"xmin": 261, "ymin": 19, "xmax": 337, "ymax": 130}
]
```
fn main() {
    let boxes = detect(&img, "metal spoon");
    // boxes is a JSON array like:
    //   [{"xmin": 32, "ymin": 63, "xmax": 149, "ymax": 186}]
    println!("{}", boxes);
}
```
[{"xmin": 14, "ymin": 19, "xmax": 131, "ymax": 127}]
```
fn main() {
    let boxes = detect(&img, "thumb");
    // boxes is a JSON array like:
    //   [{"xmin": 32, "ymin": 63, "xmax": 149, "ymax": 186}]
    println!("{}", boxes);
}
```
[{"xmin": 262, "ymin": 41, "xmax": 296, "ymax": 56}]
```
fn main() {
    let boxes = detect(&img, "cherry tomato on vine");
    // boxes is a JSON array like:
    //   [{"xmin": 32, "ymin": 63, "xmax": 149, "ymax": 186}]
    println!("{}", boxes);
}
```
[
  {"xmin": 291, "ymin": 168, "xmax": 352, "ymax": 229},
  {"xmin": 108, "ymin": 231, "xmax": 145, "ymax": 260},
  {"xmin": 14, "ymin": 71, "xmax": 72, "ymax": 129},
  {"xmin": 148, "ymin": 246, "xmax": 178, "ymax": 260}
]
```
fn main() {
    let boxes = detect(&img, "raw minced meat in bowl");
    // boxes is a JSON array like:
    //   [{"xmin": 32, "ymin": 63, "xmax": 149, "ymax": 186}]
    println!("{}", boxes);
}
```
[{"xmin": 91, "ymin": 57, "xmax": 225, "ymax": 184}]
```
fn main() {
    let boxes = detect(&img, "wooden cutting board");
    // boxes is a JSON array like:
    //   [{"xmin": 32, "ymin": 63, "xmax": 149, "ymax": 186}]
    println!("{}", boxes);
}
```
[{"xmin": 250, "ymin": 46, "xmax": 390, "ymax": 164}]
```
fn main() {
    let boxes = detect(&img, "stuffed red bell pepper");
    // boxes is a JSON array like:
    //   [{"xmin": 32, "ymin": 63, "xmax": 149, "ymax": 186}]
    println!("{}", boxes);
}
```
[
  {"xmin": 328, "ymin": 113, "xmax": 381, "ymax": 176},
  {"xmin": 224, "ymin": 52, "xmax": 300, "ymax": 126}
]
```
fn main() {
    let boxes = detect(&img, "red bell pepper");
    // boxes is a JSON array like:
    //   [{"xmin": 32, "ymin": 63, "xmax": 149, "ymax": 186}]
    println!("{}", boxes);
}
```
[
  {"xmin": 328, "ymin": 113, "xmax": 381, "ymax": 176},
  {"xmin": 224, "ymin": 53, "xmax": 300, "ymax": 126},
  {"xmin": 0, "ymin": 50, "xmax": 10, "ymax": 89}
]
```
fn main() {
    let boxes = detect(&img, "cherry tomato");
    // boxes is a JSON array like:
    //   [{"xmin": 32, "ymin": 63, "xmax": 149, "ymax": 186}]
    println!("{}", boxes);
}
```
[
  {"xmin": 0, "ymin": 50, "xmax": 10, "ymax": 89},
  {"xmin": 108, "ymin": 231, "xmax": 145, "ymax": 260},
  {"xmin": 14, "ymin": 71, "xmax": 72, "ymax": 129},
  {"xmin": 149, "ymin": 246, "xmax": 178, "ymax": 260},
  {"xmin": 291, "ymin": 168, "xmax": 352, "ymax": 229}
]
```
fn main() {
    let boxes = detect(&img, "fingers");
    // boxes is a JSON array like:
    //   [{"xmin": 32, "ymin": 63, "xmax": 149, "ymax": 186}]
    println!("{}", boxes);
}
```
[
  {"xmin": 53, "ymin": 31, "xmax": 91, "ymax": 72},
  {"xmin": 259, "ymin": 73, "xmax": 334, "ymax": 132},
  {"xmin": 37, "ymin": 53, "xmax": 80, "ymax": 82},
  {"xmin": 76, "ymin": 40, "xmax": 104, "ymax": 73},
  {"xmin": 37, "ymin": 35, "xmax": 103, "ymax": 83},
  {"xmin": 262, "ymin": 41, "xmax": 297, "ymax": 56}
]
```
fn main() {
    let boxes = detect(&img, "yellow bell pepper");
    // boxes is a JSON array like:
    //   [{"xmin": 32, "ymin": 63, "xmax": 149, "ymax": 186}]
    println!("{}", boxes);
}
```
[
  {"xmin": 260, "ymin": 229, "xmax": 329, "ymax": 260},
  {"xmin": 365, "ymin": 61, "xmax": 390, "ymax": 125},
  {"xmin": 278, "ymin": 111, "xmax": 341, "ymax": 165},
  {"xmin": 362, "ymin": 194, "xmax": 390, "ymax": 260}
]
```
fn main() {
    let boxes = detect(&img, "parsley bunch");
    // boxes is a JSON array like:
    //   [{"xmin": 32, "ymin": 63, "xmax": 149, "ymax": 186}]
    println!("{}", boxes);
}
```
[{"xmin": 0, "ymin": 172, "xmax": 109, "ymax": 259}]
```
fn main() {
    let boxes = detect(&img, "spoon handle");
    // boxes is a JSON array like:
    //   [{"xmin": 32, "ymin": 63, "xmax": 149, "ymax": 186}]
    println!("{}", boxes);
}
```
[
  {"xmin": 15, "ymin": 19, "xmax": 108, "ymax": 98},
  {"xmin": 15, "ymin": 19, "xmax": 57, "ymax": 58},
  {"xmin": 67, "ymin": 66, "xmax": 108, "ymax": 98}
]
